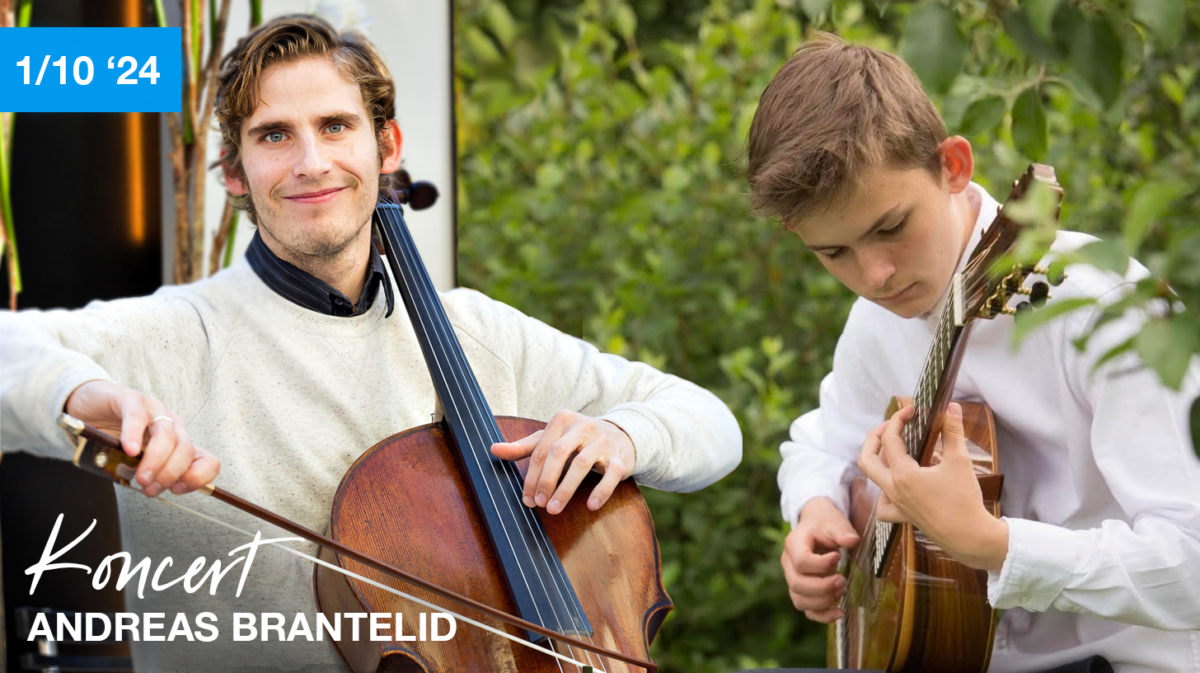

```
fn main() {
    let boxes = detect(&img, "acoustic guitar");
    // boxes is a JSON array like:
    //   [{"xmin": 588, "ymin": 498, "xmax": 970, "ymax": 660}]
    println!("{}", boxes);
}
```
[{"xmin": 828, "ymin": 163, "xmax": 1063, "ymax": 672}]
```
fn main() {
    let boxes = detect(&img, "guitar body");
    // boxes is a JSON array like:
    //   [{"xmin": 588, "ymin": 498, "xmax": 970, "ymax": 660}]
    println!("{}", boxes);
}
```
[{"xmin": 827, "ymin": 399, "xmax": 1004, "ymax": 672}]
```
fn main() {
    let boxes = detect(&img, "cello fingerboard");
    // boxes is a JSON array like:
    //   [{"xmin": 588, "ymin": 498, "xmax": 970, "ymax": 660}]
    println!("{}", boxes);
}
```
[{"xmin": 374, "ymin": 203, "xmax": 593, "ymax": 643}]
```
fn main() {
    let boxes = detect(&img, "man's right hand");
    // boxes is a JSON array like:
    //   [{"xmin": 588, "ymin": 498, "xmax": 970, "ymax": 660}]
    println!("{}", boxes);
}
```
[
  {"xmin": 65, "ymin": 381, "xmax": 219, "ymax": 498},
  {"xmin": 781, "ymin": 496, "xmax": 859, "ymax": 623}
]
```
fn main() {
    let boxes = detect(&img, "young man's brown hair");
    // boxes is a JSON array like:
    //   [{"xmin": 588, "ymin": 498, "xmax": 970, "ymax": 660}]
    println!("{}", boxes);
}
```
[
  {"xmin": 212, "ymin": 14, "xmax": 397, "ymax": 223},
  {"xmin": 747, "ymin": 31, "xmax": 947, "ymax": 225}
]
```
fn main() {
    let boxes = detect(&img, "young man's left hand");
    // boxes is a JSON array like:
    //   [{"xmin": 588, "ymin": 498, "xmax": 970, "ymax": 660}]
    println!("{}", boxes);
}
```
[
  {"xmin": 490, "ymin": 410, "xmax": 636, "ymax": 515},
  {"xmin": 857, "ymin": 402, "xmax": 1009, "ymax": 573}
]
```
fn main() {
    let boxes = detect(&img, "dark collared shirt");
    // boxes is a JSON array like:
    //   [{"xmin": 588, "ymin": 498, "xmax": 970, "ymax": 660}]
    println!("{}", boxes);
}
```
[{"xmin": 244, "ymin": 230, "xmax": 394, "ymax": 318}]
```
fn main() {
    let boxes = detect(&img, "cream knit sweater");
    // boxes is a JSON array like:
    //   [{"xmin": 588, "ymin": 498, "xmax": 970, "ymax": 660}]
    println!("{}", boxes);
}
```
[{"xmin": 0, "ymin": 259, "xmax": 741, "ymax": 672}]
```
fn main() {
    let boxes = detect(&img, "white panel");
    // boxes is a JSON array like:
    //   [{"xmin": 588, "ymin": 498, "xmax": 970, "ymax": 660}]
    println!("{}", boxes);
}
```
[{"xmin": 179, "ymin": 0, "xmax": 456, "ymax": 290}]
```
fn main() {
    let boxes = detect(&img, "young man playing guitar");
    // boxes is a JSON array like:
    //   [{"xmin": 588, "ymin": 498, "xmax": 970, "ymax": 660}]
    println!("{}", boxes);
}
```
[
  {"xmin": 0, "ymin": 15, "xmax": 741, "ymax": 671},
  {"xmin": 749, "ymin": 33, "xmax": 1200, "ymax": 672}
]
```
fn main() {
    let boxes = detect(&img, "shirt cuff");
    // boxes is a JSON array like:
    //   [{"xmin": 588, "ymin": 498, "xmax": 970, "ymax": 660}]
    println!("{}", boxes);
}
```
[
  {"xmin": 987, "ymin": 516, "xmax": 1085, "ymax": 611},
  {"xmin": 782, "ymin": 487, "xmax": 851, "ymax": 528}
]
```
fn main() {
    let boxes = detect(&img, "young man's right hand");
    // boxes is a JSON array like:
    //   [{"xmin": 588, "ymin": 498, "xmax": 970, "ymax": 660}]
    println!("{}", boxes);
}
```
[
  {"xmin": 781, "ymin": 496, "xmax": 859, "ymax": 623},
  {"xmin": 64, "ymin": 381, "xmax": 220, "ymax": 498}
]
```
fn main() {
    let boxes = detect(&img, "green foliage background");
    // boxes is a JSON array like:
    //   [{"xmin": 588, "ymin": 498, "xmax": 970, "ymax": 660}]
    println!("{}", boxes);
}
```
[{"xmin": 452, "ymin": 1, "xmax": 1200, "ymax": 670}]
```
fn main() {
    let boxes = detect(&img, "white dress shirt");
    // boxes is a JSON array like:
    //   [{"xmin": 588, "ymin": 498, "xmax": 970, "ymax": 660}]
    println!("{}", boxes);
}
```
[{"xmin": 778, "ymin": 183, "xmax": 1200, "ymax": 672}]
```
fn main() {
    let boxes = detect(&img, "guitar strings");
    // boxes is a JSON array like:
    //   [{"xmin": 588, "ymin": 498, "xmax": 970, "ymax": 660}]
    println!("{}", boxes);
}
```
[
  {"xmin": 844, "ymin": 276, "xmax": 960, "ymax": 608},
  {"xmin": 382, "ymin": 206, "xmax": 607, "ymax": 672}
]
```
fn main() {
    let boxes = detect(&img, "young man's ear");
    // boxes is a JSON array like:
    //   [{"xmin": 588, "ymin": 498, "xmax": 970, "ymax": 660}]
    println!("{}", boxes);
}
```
[
  {"xmin": 380, "ymin": 119, "xmax": 403, "ymax": 175},
  {"xmin": 220, "ymin": 152, "xmax": 249, "ymax": 196},
  {"xmin": 937, "ymin": 136, "xmax": 974, "ymax": 193}
]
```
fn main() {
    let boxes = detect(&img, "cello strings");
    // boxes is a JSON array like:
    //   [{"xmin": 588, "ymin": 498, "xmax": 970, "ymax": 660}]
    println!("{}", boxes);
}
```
[
  {"xmin": 381, "ymin": 205, "xmax": 610, "ymax": 672},
  {"xmin": 154, "ymin": 496, "xmax": 592, "ymax": 670},
  {"xmin": 385, "ymin": 208, "xmax": 603, "ymax": 673},
  {"xmin": 384, "ymin": 206, "xmax": 610, "ymax": 673},
  {"xmin": 381, "ymin": 207, "xmax": 582, "ymax": 672},
  {"xmin": 382, "ymin": 205, "xmax": 605, "ymax": 671}
]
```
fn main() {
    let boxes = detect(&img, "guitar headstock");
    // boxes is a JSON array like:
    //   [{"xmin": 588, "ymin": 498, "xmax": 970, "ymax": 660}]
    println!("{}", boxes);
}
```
[{"xmin": 960, "ymin": 163, "xmax": 1064, "ymax": 322}]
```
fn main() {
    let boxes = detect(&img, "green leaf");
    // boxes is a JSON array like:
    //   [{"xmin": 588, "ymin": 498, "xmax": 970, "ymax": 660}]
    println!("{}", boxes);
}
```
[
  {"xmin": 464, "ymin": 26, "xmax": 504, "ymax": 65},
  {"xmin": 1000, "ymin": 7, "xmax": 1064, "ymax": 61},
  {"xmin": 1135, "ymin": 314, "xmax": 1200, "ymax": 390},
  {"xmin": 1132, "ymin": 0, "xmax": 1185, "ymax": 49},
  {"xmin": 1013, "ymin": 296, "xmax": 1097, "ymax": 346},
  {"xmin": 1076, "ymin": 239, "xmax": 1129, "ymax": 275},
  {"xmin": 1026, "ymin": 0, "xmax": 1063, "ymax": 38},
  {"xmin": 17, "ymin": 0, "xmax": 33, "ymax": 27},
  {"xmin": 1123, "ymin": 180, "xmax": 1191, "ymax": 254},
  {"xmin": 901, "ymin": 2, "xmax": 967, "ymax": 95},
  {"xmin": 486, "ymin": 2, "xmax": 518, "ymax": 49},
  {"xmin": 1064, "ymin": 11, "xmax": 1124, "ymax": 107},
  {"xmin": 612, "ymin": 4, "xmax": 637, "ymax": 41},
  {"xmin": 1160, "ymin": 74, "xmax": 1187, "ymax": 106},
  {"xmin": 800, "ymin": 0, "xmax": 833, "ymax": 21},
  {"xmin": 1011, "ymin": 86, "xmax": 1048, "ymax": 160},
  {"xmin": 1004, "ymin": 178, "xmax": 1059, "ymax": 229},
  {"xmin": 1088, "ymin": 334, "xmax": 1136, "ymax": 375},
  {"xmin": 958, "ymin": 95, "xmax": 1007, "ymax": 136}
]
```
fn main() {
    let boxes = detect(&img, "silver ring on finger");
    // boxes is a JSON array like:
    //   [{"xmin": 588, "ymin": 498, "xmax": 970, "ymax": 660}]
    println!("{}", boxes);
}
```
[{"xmin": 151, "ymin": 415, "xmax": 175, "ymax": 426}]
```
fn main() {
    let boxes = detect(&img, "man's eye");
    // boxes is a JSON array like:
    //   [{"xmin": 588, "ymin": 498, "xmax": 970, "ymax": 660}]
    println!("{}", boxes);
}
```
[
  {"xmin": 265, "ymin": 131, "xmax": 285, "ymax": 143},
  {"xmin": 880, "ymin": 220, "xmax": 907, "ymax": 236},
  {"xmin": 328, "ymin": 123, "xmax": 345, "ymax": 133},
  {"xmin": 821, "ymin": 249, "xmax": 847, "ymax": 260}
]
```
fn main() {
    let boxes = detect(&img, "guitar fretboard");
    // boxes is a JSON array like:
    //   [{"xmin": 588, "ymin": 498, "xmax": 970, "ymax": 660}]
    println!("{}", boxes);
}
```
[{"xmin": 872, "ymin": 275, "xmax": 965, "ymax": 577}]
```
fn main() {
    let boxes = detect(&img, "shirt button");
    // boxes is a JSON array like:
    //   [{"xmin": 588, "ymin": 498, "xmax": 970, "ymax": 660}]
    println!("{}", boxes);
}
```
[{"xmin": 1019, "ymin": 592, "xmax": 1032, "ymax": 603}]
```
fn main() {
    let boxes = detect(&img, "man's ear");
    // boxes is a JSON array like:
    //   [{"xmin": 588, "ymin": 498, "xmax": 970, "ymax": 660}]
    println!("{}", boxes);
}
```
[
  {"xmin": 380, "ymin": 119, "xmax": 403, "ymax": 175},
  {"xmin": 937, "ymin": 136, "xmax": 974, "ymax": 193},
  {"xmin": 221, "ymin": 154, "xmax": 249, "ymax": 196}
]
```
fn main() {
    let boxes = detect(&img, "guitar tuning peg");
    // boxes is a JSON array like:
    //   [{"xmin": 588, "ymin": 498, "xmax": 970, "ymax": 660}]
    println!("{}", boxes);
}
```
[
  {"xmin": 1002, "ymin": 301, "xmax": 1033, "ymax": 316},
  {"xmin": 1032, "ymin": 265, "xmax": 1067, "ymax": 286},
  {"xmin": 1016, "ymin": 281, "xmax": 1051, "ymax": 306}
]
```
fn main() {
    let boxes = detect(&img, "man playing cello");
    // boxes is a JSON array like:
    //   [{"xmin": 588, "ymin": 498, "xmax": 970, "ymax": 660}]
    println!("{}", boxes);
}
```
[{"xmin": 0, "ymin": 14, "xmax": 741, "ymax": 671}]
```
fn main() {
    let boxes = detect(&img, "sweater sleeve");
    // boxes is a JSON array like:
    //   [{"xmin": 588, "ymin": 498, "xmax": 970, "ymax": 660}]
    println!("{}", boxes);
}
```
[
  {"xmin": 445, "ymin": 288, "xmax": 742, "ymax": 492},
  {"xmin": 0, "ymin": 291, "xmax": 217, "ymax": 460}
]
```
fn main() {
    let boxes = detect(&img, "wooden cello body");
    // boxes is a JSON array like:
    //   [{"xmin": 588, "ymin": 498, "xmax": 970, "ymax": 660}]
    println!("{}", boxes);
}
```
[
  {"xmin": 315, "ymin": 417, "xmax": 672, "ymax": 672},
  {"xmin": 827, "ymin": 399, "xmax": 1003, "ymax": 672}
]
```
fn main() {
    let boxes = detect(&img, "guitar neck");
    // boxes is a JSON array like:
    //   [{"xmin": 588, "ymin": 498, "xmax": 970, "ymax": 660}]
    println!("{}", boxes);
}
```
[{"xmin": 902, "ymin": 274, "xmax": 970, "ymax": 461}]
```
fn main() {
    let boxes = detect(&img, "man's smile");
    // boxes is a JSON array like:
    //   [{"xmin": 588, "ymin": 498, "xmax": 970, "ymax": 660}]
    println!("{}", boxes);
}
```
[{"xmin": 284, "ymin": 186, "xmax": 347, "ymax": 204}]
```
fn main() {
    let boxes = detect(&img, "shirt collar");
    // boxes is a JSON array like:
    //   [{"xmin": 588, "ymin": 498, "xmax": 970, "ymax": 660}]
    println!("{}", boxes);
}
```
[
  {"xmin": 245, "ymin": 230, "xmax": 395, "ymax": 318},
  {"xmin": 923, "ymin": 182, "xmax": 1001, "ymax": 333}
]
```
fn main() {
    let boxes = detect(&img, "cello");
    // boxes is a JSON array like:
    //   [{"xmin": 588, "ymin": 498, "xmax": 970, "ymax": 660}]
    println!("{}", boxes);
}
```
[{"xmin": 61, "ymin": 188, "xmax": 672, "ymax": 672}]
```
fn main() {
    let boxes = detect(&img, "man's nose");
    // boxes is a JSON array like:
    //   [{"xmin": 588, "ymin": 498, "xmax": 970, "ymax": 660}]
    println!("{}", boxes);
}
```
[
  {"xmin": 859, "ymin": 248, "xmax": 896, "ymax": 290},
  {"xmin": 294, "ymin": 133, "xmax": 332, "ymax": 178}
]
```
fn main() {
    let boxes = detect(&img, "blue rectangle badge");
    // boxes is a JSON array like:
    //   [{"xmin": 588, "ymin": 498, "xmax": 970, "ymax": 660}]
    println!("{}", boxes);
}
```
[{"xmin": 0, "ymin": 28, "xmax": 181, "ymax": 112}]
